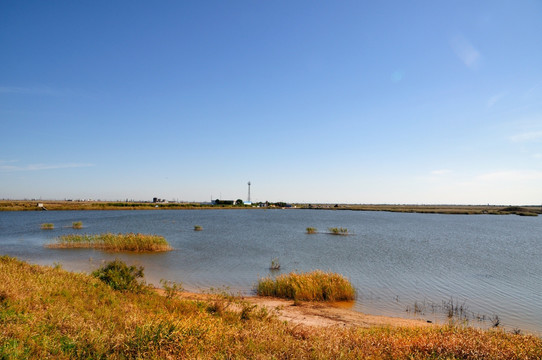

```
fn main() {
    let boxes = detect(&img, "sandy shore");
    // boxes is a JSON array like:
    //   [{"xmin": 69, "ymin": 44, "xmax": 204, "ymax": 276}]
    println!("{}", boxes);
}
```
[{"xmin": 157, "ymin": 289, "xmax": 432, "ymax": 329}]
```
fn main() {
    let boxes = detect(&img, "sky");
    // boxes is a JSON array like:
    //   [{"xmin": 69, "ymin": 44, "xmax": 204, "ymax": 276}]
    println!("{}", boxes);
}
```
[{"xmin": 1, "ymin": 1, "xmax": 542, "ymax": 205}]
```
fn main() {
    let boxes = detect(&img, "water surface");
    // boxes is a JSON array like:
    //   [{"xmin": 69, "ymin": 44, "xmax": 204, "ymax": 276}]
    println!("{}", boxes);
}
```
[{"xmin": 1, "ymin": 209, "xmax": 540, "ymax": 334}]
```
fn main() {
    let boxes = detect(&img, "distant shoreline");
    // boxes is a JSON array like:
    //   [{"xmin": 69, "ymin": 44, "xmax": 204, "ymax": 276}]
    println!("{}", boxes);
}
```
[{"xmin": 1, "ymin": 200, "xmax": 540, "ymax": 216}]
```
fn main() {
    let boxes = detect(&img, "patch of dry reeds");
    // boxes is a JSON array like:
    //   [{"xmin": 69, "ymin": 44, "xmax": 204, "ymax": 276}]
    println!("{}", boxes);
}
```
[
  {"xmin": 257, "ymin": 270, "xmax": 356, "ymax": 301},
  {"xmin": 46, "ymin": 232, "xmax": 172, "ymax": 252}
]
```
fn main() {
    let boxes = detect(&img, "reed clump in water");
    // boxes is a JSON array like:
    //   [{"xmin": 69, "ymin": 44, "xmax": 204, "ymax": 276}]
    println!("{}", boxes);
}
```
[
  {"xmin": 1, "ymin": 256, "xmax": 541, "ymax": 359},
  {"xmin": 257, "ymin": 270, "xmax": 356, "ymax": 302},
  {"xmin": 40, "ymin": 223, "xmax": 54, "ymax": 230},
  {"xmin": 71, "ymin": 221, "xmax": 83, "ymax": 229},
  {"xmin": 328, "ymin": 227, "xmax": 348, "ymax": 235},
  {"xmin": 306, "ymin": 227, "xmax": 317, "ymax": 234},
  {"xmin": 47, "ymin": 233, "xmax": 172, "ymax": 252},
  {"xmin": 269, "ymin": 258, "xmax": 281, "ymax": 270},
  {"xmin": 194, "ymin": 225, "xmax": 203, "ymax": 231}
]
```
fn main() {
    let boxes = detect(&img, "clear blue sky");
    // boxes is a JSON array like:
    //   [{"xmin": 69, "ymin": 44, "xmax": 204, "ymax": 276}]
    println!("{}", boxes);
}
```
[{"xmin": 1, "ymin": 1, "xmax": 542, "ymax": 204}]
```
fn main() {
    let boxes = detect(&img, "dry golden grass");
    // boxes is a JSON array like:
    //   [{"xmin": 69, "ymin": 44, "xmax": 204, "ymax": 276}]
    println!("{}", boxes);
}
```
[
  {"xmin": 0, "ymin": 256, "xmax": 541, "ymax": 359},
  {"xmin": 257, "ymin": 270, "xmax": 357, "ymax": 301},
  {"xmin": 46, "ymin": 233, "xmax": 172, "ymax": 252}
]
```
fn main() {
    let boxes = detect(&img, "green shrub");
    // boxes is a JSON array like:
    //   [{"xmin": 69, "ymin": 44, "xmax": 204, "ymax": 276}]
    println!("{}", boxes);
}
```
[
  {"xmin": 40, "ymin": 223, "xmax": 54, "ymax": 230},
  {"xmin": 72, "ymin": 221, "xmax": 83, "ymax": 229},
  {"xmin": 92, "ymin": 259, "xmax": 145, "ymax": 292},
  {"xmin": 306, "ymin": 227, "xmax": 317, "ymax": 234}
]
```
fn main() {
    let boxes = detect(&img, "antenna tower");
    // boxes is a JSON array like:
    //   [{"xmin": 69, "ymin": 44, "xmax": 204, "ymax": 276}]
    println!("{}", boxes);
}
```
[{"xmin": 247, "ymin": 181, "xmax": 251, "ymax": 203}]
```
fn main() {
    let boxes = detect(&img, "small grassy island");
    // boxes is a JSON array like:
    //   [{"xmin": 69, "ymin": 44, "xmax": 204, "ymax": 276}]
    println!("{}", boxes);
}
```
[
  {"xmin": 40, "ymin": 223, "xmax": 54, "ymax": 230},
  {"xmin": 46, "ymin": 233, "xmax": 172, "ymax": 252},
  {"xmin": 0, "ymin": 257, "xmax": 541, "ymax": 359}
]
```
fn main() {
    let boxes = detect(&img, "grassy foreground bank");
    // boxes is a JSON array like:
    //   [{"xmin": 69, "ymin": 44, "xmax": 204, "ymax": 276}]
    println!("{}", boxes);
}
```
[{"xmin": 1, "ymin": 256, "xmax": 541, "ymax": 359}]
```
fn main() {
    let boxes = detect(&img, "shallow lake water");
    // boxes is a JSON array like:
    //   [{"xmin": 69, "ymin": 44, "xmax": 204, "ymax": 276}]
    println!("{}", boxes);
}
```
[{"xmin": 1, "ymin": 209, "xmax": 541, "ymax": 334}]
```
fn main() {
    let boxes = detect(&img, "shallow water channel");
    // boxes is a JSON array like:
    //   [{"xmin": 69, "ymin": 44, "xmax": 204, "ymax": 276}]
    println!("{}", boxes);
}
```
[{"xmin": 1, "ymin": 209, "xmax": 541, "ymax": 334}]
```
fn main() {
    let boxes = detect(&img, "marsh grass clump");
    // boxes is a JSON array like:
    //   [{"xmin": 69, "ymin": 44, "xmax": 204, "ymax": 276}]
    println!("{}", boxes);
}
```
[
  {"xmin": 92, "ymin": 259, "xmax": 145, "ymax": 293},
  {"xmin": 269, "ymin": 258, "xmax": 281, "ymax": 270},
  {"xmin": 71, "ymin": 221, "xmax": 83, "ymax": 229},
  {"xmin": 47, "ymin": 232, "xmax": 172, "ymax": 252},
  {"xmin": 328, "ymin": 227, "xmax": 348, "ymax": 235},
  {"xmin": 40, "ymin": 223, "xmax": 54, "ymax": 230},
  {"xmin": 257, "ymin": 270, "xmax": 356, "ymax": 302},
  {"xmin": 194, "ymin": 225, "xmax": 203, "ymax": 231},
  {"xmin": 306, "ymin": 227, "xmax": 317, "ymax": 234},
  {"xmin": 1, "ymin": 256, "xmax": 542, "ymax": 359}
]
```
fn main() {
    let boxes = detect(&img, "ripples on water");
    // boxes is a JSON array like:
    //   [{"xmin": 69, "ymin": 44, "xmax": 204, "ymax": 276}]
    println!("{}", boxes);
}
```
[{"xmin": 0, "ymin": 209, "xmax": 540, "ymax": 334}]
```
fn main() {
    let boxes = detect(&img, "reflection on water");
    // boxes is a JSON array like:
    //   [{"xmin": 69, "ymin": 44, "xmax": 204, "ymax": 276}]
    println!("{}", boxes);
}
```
[{"xmin": 0, "ymin": 209, "xmax": 541, "ymax": 334}]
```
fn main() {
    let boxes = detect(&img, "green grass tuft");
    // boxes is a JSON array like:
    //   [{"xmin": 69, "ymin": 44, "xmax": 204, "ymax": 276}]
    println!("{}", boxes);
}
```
[
  {"xmin": 71, "ymin": 221, "xmax": 83, "ymax": 229},
  {"xmin": 92, "ymin": 259, "xmax": 146, "ymax": 293}
]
